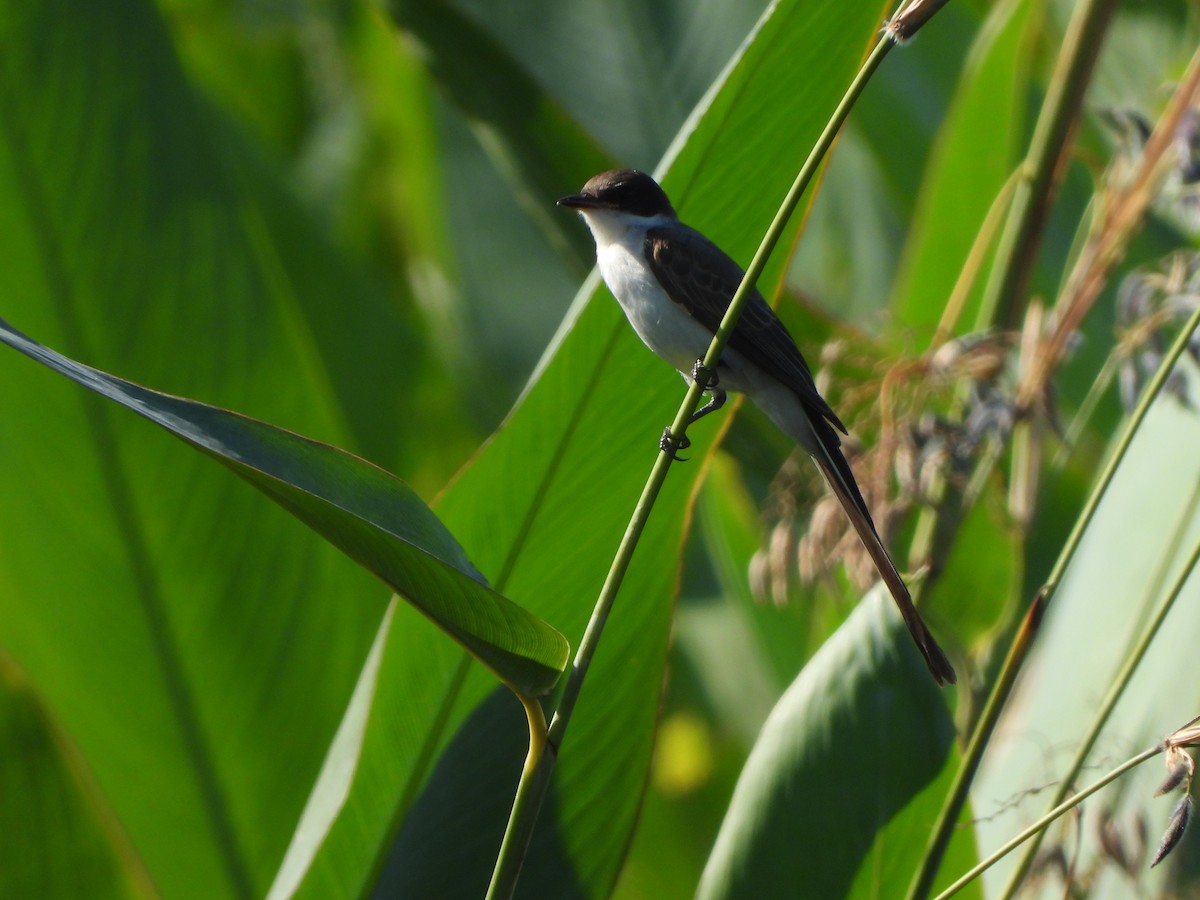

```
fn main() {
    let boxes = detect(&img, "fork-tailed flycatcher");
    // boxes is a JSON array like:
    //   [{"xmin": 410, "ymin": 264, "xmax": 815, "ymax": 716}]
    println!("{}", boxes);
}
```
[{"xmin": 559, "ymin": 168, "xmax": 955, "ymax": 686}]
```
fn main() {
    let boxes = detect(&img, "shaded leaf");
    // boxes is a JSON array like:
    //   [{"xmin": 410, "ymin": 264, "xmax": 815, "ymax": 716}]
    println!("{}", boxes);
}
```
[
  {"xmin": 696, "ymin": 592, "xmax": 955, "ymax": 900},
  {"xmin": 0, "ymin": 0, "xmax": 417, "ymax": 894},
  {"xmin": 891, "ymin": 0, "xmax": 1038, "ymax": 332},
  {"xmin": 0, "ymin": 655, "xmax": 152, "ymax": 899},
  {"xmin": 923, "ymin": 480, "xmax": 1021, "ymax": 651},
  {"xmin": 269, "ymin": 601, "xmax": 400, "ymax": 900},
  {"xmin": 386, "ymin": 0, "xmax": 616, "ymax": 273},
  {"xmin": 0, "ymin": 319, "xmax": 568, "ymax": 697}
]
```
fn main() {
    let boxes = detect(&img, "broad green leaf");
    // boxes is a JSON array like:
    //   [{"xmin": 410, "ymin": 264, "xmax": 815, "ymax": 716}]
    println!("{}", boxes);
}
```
[
  {"xmin": 0, "ymin": 0, "xmax": 441, "ymax": 894},
  {"xmin": 0, "ymin": 319, "xmax": 568, "ymax": 696},
  {"xmin": 0, "ymin": 655, "xmax": 151, "ymax": 900},
  {"xmin": 683, "ymin": 456, "xmax": 793, "ymax": 744},
  {"xmin": 696, "ymin": 592, "xmax": 957, "ymax": 900},
  {"xmin": 385, "ymin": 0, "xmax": 617, "ymax": 273},
  {"xmin": 289, "ymin": 0, "xmax": 897, "ymax": 896},
  {"xmin": 270, "ymin": 599, "xmax": 399, "ymax": 900},
  {"xmin": 891, "ymin": 0, "xmax": 1038, "ymax": 332},
  {"xmin": 846, "ymin": 744, "xmax": 982, "ymax": 900}
]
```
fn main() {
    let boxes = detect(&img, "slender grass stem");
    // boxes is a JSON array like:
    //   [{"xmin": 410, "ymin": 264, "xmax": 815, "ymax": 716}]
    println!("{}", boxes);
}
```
[
  {"xmin": 976, "ymin": 0, "xmax": 1120, "ymax": 330},
  {"xmin": 485, "ymin": 28, "xmax": 907, "ymax": 900},
  {"xmin": 996, "ymin": 305, "xmax": 1200, "ymax": 897},
  {"xmin": 996, "ymin": 525, "xmax": 1200, "ymax": 898},
  {"xmin": 907, "ymin": 288, "xmax": 1200, "ymax": 900},
  {"xmin": 902, "ymin": 0, "xmax": 1122, "ymax": 892},
  {"xmin": 934, "ymin": 746, "xmax": 1162, "ymax": 899}
]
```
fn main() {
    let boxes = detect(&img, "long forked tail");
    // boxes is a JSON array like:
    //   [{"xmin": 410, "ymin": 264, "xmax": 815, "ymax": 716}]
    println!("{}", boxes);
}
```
[{"xmin": 812, "ymin": 455, "xmax": 957, "ymax": 686}]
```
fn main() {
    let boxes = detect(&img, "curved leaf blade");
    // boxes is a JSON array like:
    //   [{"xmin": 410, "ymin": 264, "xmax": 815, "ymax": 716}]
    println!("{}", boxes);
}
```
[
  {"xmin": 0, "ymin": 0, "xmax": 445, "ymax": 893},
  {"xmin": 0, "ymin": 319, "xmax": 568, "ymax": 697},
  {"xmin": 696, "ymin": 592, "xmax": 957, "ymax": 899}
]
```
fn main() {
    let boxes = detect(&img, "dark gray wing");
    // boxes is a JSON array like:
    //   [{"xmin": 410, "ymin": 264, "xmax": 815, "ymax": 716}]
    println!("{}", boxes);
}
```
[
  {"xmin": 644, "ymin": 224, "xmax": 847, "ymax": 435},
  {"xmin": 646, "ymin": 226, "xmax": 954, "ymax": 683}
]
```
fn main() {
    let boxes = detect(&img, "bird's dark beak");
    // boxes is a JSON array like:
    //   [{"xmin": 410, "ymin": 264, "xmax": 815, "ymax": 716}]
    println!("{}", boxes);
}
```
[{"xmin": 557, "ymin": 193, "xmax": 598, "ymax": 209}]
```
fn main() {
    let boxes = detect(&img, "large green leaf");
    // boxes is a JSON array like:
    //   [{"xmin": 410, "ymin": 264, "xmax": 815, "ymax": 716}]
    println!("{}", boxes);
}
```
[
  {"xmin": 0, "ymin": 319, "xmax": 568, "ymax": 696},
  {"xmin": 923, "ymin": 482, "xmax": 1022, "ymax": 651},
  {"xmin": 891, "ymin": 0, "xmax": 1038, "ymax": 332},
  {"xmin": 696, "ymin": 592, "xmax": 958, "ymax": 899},
  {"xmin": 385, "ymin": 0, "xmax": 617, "ymax": 273},
  {"xmin": 286, "ymin": 0, "xmax": 899, "ymax": 896},
  {"xmin": 0, "ymin": 654, "xmax": 151, "ymax": 899},
  {"xmin": 0, "ymin": 0, "xmax": 433, "ymax": 894}
]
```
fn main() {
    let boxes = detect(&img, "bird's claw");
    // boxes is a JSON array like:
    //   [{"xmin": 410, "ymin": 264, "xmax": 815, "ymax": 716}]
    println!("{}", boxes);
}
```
[
  {"xmin": 687, "ymin": 359, "xmax": 727, "ymax": 425},
  {"xmin": 691, "ymin": 359, "xmax": 719, "ymax": 389},
  {"xmin": 660, "ymin": 427, "xmax": 691, "ymax": 461},
  {"xmin": 662, "ymin": 362, "xmax": 722, "ymax": 459}
]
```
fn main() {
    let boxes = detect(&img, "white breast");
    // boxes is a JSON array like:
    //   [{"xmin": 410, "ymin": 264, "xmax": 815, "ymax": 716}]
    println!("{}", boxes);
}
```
[
  {"xmin": 582, "ymin": 210, "xmax": 717, "ymax": 375},
  {"xmin": 573, "ymin": 206, "xmax": 821, "ymax": 455}
]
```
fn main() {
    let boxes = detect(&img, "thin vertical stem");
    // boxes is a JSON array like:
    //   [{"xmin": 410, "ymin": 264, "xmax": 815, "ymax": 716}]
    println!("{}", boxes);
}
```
[{"xmin": 486, "ymin": 30, "xmax": 907, "ymax": 900}]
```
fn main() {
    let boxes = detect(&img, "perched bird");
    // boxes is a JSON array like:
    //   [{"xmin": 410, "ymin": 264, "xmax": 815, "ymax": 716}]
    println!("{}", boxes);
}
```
[{"xmin": 559, "ymin": 168, "xmax": 955, "ymax": 686}]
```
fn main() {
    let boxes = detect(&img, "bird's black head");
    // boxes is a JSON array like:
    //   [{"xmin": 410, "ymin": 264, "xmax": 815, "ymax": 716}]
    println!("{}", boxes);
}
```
[{"xmin": 557, "ymin": 169, "xmax": 677, "ymax": 219}]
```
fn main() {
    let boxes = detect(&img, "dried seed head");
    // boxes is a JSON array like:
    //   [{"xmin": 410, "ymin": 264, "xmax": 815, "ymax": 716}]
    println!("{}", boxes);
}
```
[
  {"xmin": 1155, "ymin": 747, "xmax": 1195, "ymax": 797},
  {"xmin": 1164, "ymin": 715, "xmax": 1200, "ymax": 749},
  {"xmin": 894, "ymin": 429, "xmax": 919, "ymax": 501},
  {"xmin": 1150, "ymin": 794, "xmax": 1192, "ymax": 868},
  {"xmin": 964, "ymin": 385, "xmax": 1018, "ymax": 449},
  {"xmin": 1097, "ymin": 808, "xmax": 1135, "ymax": 876},
  {"xmin": 1114, "ymin": 251, "xmax": 1200, "ymax": 409},
  {"xmin": 1102, "ymin": 107, "xmax": 1200, "ymax": 234},
  {"xmin": 1029, "ymin": 844, "xmax": 1069, "ymax": 881},
  {"xmin": 797, "ymin": 497, "xmax": 843, "ymax": 589},
  {"xmin": 748, "ymin": 548, "xmax": 770, "ymax": 605},
  {"xmin": 768, "ymin": 518, "xmax": 796, "ymax": 608},
  {"xmin": 1118, "ymin": 271, "xmax": 1156, "ymax": 324},
  {"xmin": 1176, "ymin": 108, "xmax": 1200, "ymax": 183},
  {"xmin": 930, "ymin": 332, "xmax": 1010, "ymax": 383},
  {"xmin": 842, "ymin": 533, "xmax": 876, "ymax": 592},
  {"xmin": 814, "ymin": 340, "xmax": 845, "ymax": 397}
]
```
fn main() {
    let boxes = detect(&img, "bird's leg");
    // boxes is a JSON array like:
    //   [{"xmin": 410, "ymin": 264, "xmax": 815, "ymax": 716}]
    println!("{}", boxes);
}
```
[
  {"xmin": 689, "ymin": 359, "xmax": 726, "ymax": 424},
  {"xmin": 661, "ymin": 361, "xmax": 724, "ymax": 461},
  {"xmin": 690, "ymin": 358, "xmax": 718, "ymax": 389},
  {"xmin": 659, "ymin": 427, "xmax": 691, "ymax": 461}
]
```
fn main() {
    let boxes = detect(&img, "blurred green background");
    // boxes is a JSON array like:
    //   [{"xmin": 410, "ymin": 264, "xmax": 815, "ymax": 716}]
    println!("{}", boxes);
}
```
[{"xmin": 3, "ymin": 0, "xmax": 1200, "ymax": 897}]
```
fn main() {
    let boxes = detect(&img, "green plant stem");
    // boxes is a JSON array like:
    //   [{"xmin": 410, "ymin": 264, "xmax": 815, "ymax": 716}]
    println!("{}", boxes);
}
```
[
  {"xmin": 484, "ymin": 30, "xmax": 902, "ymax": 900},
  {"xmin": 976, "ymin": 0, "xmax": 1119, "ymax": 330},
  {"xmin": 996, "ymin": 303, "xmax": 1200, "ymax": 896},
  {"xmin": 908, "ymin": 296, "xmax": 1200, "ymax": 900},
  {"xmin": 934, "ymin": 745, "xmax": 1162, "ymax": 899},
  {"xmin": 485, "ymin": 695, "xmax": 551, "ymax": 899},
  {"xmin": 999, "ymin": 522, "xmax": 1200, "ymax": 898},
  {"xmin": 1051, "ymin": 350, "xmax": 1118, "ymax": 471},
  {"xmin": 905, "ymin": 582, "xmax": 1046, "ymax": 900}
]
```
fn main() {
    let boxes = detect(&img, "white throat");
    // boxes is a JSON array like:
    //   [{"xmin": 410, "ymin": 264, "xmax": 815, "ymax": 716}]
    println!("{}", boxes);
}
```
[
  {"xmin": 574, "ymin": 208, "xmax": 713, "ymax": 376},
  {"xmin": 575, "ymin": 208, "xmax": 673, "ymax": 250}
]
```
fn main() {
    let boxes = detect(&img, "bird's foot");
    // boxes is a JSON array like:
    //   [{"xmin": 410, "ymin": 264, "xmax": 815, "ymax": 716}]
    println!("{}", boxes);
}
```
[
  {"xmin": 691, "ymin": 359, "xmax": 719, "ymax": 390},
  {"xmin": 689, "ymin": 360, "xmax": 726, "ymax": 424},
  {"xmin": 690, "ymin": 387, "xmax": 727, "ymax": 424},
  {"xmin": 660, "ymin": 427, "xmax": 691, "ymax": 461}
]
